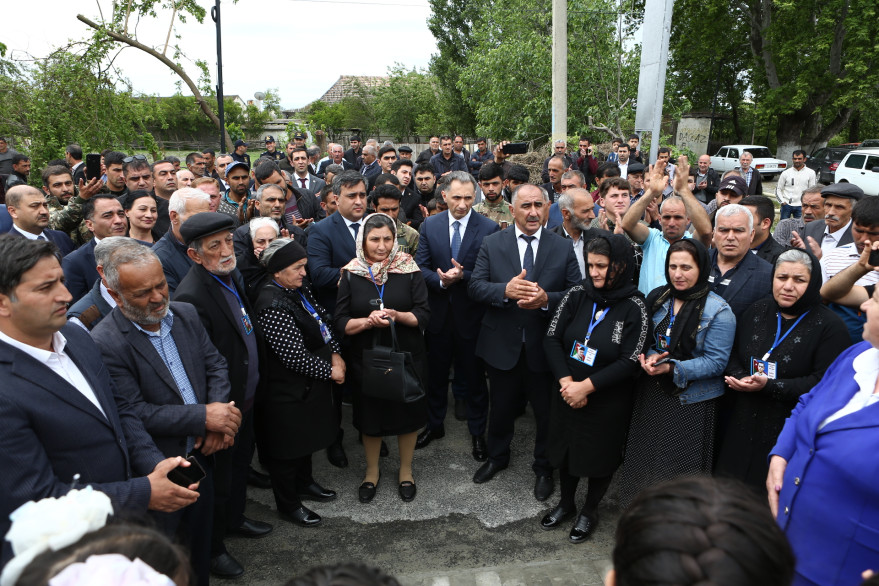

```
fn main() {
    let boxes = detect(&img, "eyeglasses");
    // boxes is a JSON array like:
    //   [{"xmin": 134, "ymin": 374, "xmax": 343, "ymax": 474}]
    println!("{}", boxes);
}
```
[{"xmin": 123, "ymin": 154, "xmax": 148, "ymax": 164}]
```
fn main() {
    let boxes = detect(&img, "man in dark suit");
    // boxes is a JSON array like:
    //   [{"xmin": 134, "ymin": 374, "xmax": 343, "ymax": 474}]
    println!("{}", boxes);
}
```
[
  {"xmin": 62, "ymin": 194, "xmax": 128, "ymax": 303},
  {"xmin": 253, "ymin": 159, "xmax": 319, "ymax": 226},
  {"xmin": 0, "ymin": 236, "xmax": 200, "ymax": 569},
  {"xmin": 415, "ymin": 171, "xmax": 500, "ymax": 460},
  {"xmin": 469, "ymin": 184, "xmax": 582, "ymax": 501},
  {"xmin": 709, "ymin": 203, "xmax": 773, "ymax": 319},
  {"xmin": 693, "ymin": 154, "xmax": 720, "ymax": 204},
  {"xmin": 802, "ymin": 183, "xmax": 861, "ymax": 257},
  {"xmin": 5, "ymin": 185, "xmax": 75, "ymax": 257},
  {"xmin": 287, "ymin": 147, "xmax": 326, "ymax": 198},
  {"xmin": 173, "ymin": 213, "xmax": 273, "ymax": 579},
  {"xmin": 306, "ymin": 169, "xmax": 368, "ymax": 468},
  {"xmin": 317, "ymin": 144, "xmax": 354, "ymax": 178},
  {"xmin": 66, "ymin": 237, "xmax": 133, "ymax": 331},
  {"xmin": 92, "ymin": 244, "xmax": 242, "ymax": 586},
  {"xmin": 738, "ymin": 152, "xmax": 764, "ymax": 195}
]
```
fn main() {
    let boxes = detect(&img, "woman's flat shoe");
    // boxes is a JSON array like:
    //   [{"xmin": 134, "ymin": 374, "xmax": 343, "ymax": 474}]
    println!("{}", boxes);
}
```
[
  {"xmin": 398, "ymin": 480, "xmax": 416, "ymax": 502},
  {"xmin": 359, "ymin": 475, "xmax": 379, "ymax": 503}
]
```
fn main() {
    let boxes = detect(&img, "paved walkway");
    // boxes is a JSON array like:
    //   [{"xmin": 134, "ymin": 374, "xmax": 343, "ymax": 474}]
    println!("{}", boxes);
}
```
[{"xmin": 217, "ymin": 401, "xmax": 618, "ymax": 585}]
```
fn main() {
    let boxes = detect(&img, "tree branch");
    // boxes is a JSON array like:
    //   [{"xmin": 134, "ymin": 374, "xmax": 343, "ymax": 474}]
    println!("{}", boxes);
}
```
[{"xmin": 77, "ymin": 13, "xmax": 232, "ymax": 151}]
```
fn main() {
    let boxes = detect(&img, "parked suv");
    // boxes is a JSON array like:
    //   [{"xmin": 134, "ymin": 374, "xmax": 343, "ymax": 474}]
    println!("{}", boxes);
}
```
[
  {"xmin": 835, "ymin": 149, "xmax": 879, "ymax": 196},
  {"xmin": 807, "ymin": 147, "xmax": 853, "ymax": 184}
]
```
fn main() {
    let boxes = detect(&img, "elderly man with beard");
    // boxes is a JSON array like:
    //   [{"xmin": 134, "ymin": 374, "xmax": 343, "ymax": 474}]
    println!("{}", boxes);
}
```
[
  {"xmin": 550, "ymin": 187, "xmax": 603, "ymax": 280},
  {"xmin": 174, "ymin": 212, "xmax": 273, "ymax": 579},
  {"xmin": 92, "ymin": 241, "xmax": 241, "ymax": 586}
]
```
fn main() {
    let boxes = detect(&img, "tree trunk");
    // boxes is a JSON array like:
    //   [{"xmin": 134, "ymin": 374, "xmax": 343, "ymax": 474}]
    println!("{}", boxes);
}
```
[
  {"xmin": 775, "ymin": 112, "xmax": 809, "ymax": 162},
  {"xmin": 77, "ymin": 14, "xmax": 233, "ymax": 152},
  {"xmin": 848, "ymin": 111, "xmax": 861, "ymax": 144}
]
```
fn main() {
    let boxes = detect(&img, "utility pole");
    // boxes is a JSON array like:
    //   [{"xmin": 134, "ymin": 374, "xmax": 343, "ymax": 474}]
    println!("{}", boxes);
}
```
[
  {"xmin": 551, "ymin": 0, "xmax": 567, "ymax": 145},
  {"xmin": 211, "ymin": 0, "xmax": 226, "ymax": 153},
  {"xmin": 634, "ymin": 0, "xmax": 675, "ymax": 164}
]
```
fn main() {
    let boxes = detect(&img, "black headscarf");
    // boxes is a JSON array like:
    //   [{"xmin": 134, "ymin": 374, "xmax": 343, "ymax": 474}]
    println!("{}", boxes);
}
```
[
  {"xmin": 581, "ymin": 233, "xmax": 642, "ymax": 307},
  {"xmin": 645, "ymin": 239, "xmax": 712, "ymax": 359},
  {"xmin": 771, "ymin": 249, "xmax": 822, "ymax": 316}
]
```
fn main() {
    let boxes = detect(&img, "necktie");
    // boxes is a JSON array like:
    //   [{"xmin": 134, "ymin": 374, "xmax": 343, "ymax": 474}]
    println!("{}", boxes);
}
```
[
  {"xmin": 299, "ymin": 177, "xmax": 307, "ymax": 189},
  {"xmin": 521, "ymin": 235, "xmax": 536, "ymax": 277},
  {"xmin": 351, "ymin": 222, "xmax": 360, "ymax": 240},
  {"xmin": 451, "ymin": 221, "xmax": 461, "ymax": 259}
]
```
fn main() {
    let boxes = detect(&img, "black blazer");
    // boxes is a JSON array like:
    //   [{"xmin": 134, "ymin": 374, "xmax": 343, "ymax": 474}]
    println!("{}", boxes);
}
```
[
  {"xmin": 91, "ymin": 302, "xmax": 231, "ymax": 458},
  {"xmin": 469, "ymin": 227, "xmax": 582, "ymax": 371},
  {"xmin": 307, "ymin": 211, "xmax": 358, "ymax": 312},
  {"xmin": 0, "ymin": 324, "xmax": 164, "ymax": 564},
  {"xmin": 174, "ymin": 265, "xmax": 265, "ymax": 408},
  {"xmin": 5, "ymin": 224, "xmax": 76, "ymax": 257},
  {"xmin": 62, "ymin": 237, "xmax": 98, "ymax": 303},
  {"xmin": 744, "ymin": 169, "xmax": 764, "ymax": 195}
]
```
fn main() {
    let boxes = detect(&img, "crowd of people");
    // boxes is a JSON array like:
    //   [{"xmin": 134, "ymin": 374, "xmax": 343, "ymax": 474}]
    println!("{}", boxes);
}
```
[{"xmin": 0, "ymin": 133, "xmax": 877, "ymax": 586}]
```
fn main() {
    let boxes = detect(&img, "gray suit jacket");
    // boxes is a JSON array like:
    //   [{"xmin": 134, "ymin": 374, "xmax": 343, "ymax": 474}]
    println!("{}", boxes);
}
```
[
  {"xmin": 803, "ymin": 219, "xmax": 854, "ymax": 249},
  {"xmin": 91, "ymin": 302, "xmax": 231, "ymax": 458},
  {"xmin": 293, "ymin": 173, "xmax": 326, "ymax": 198}
]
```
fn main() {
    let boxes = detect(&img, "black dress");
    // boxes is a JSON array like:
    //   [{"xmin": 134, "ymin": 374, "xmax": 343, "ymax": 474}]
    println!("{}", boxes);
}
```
[
  {"xmin": 715, "ymin": 299, "xmax": 850, "ymax": 488},
  {"xmin": 254, "ymin": 282, "xmax": 340, "ymax": 459},
  {"xmin": 543, "ymin": 285, "xmax": 650, "ymax": 477},
  {"xmin": 335, "ymin": 271, "xmax": 430, "ymax": 436}
]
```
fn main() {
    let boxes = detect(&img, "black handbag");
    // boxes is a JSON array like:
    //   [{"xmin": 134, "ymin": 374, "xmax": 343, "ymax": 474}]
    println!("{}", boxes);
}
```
[{"xmin": 361, "ymin": 319, "xmax": 426, "ymax": 403}]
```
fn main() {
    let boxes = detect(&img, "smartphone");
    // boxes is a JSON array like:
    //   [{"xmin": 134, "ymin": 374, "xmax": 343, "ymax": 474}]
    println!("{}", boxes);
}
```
[
  {"xmin": 167, "ymin": 455, "xmax": 206, "ymax": 487},
  {"xmin": 653, "ymin": 356, "xmax": 671, "ymax": 365},
  {"xmin": 502, "ymin": 142, "xmax": 528, "ymax": 155},
  {"xmin": 85, "ymin": 154, "xmax": 102, "ymax": 181},
  {"xmin": 870, "ymin": 249, "xmax": 879, "ymax": 267}
]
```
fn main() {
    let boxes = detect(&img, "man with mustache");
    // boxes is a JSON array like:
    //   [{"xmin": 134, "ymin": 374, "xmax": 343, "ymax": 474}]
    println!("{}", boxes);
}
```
[
  {"xmin": 92, "ymin": 241, "xmax": 241, "ymax": 586},
  {"xmin": 4, "ymin": 185, "xmax": 75, "ymax": 257},
  {"xmin": 469, "ymin": 183, "xmax": 581, "ymax": 502},
  {"xmin": 773, "ymin": 185, "xmax": 825, "ymax": 246},
  {"xmin": 801, "ymin": 183, "xmax": 860, "ymax": 259},
  {"xmin": 174, "ymin": 212, "xmax": 273, "ymax": 579}
]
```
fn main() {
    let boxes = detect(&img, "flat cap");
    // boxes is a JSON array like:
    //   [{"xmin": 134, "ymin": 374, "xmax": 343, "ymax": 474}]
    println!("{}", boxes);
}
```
[
  {"xmin": 821, "ymin": 182, "xmax": 864, "ymax": 201},
  {"xmin": 626, "ymin": 162, "xmax": 646, "ymax": 174},
  {"xmin": 399, "ymin": 145, "xmax": 413, "ymax": 153},
  {"xmin": 718, "ymin": 175, "xmax": 748, "ymax": 196},
  {"xmin": 180, "ymin": 212, "xmax": 236, "ymax": 246}
]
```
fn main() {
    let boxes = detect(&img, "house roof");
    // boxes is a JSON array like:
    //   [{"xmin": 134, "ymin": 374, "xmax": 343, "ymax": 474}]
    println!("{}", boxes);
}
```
[{"xmin": 315, "ymin": 76, "xmax": 387, "ymax": 105}]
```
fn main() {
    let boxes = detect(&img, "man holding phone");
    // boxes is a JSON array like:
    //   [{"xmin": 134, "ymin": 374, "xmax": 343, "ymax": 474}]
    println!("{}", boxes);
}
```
[{"xmin": 92, "ymin": 243, "xmax": 240, "ymax": 586}]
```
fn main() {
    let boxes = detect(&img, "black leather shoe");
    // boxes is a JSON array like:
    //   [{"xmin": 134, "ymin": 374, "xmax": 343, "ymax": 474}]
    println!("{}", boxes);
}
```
[
  {"xmin": 540, "ymin": 504, "xmax": 575, "ymax": 530},
  {"xmin": 281, "ymin": 506, "xmax": 321, "ymax": 527},
  {"xmin": 210, "ymin": 552, "xmax": 244, "ymax": 578},
  {"xmin": 473, "ymin": 461, "xmax": 507, "ymax": 484},
  {"xmin": 247, "ymin": 467, "xmax": 272, "ymax": 489},
  {"xmin": 569, "ymin": 512, "xmax": 598, "ymax": 543},
  {"xmin": 534, "ymin": 475, "xmax": 554, "ymax": 501},
  {"xmin": 326, "ymin": 438, "xmax": 348, "ymax": 468},
  {"xmin": 471, "ymin": 434, "xmax": 487, "ymax": 462},
  {"xmin": 380, "ymin": 440, "xmax": 389, "ymax": 457},
  {"xmin": 454, "ymin": 398, "xmax": 467, "ymax": 421},
  {"xmin": 359, "ymin": 476, "xmax": 379, "ymax": 503},
  {"xmin": 231, "ymin": 516, "xmax": 273, "ymax": 538},
  {"xmin": 415, "ymin": 425, "xmax": 445, "ymax": 450},
  {"xmin": 297, "ymin": 482, "xmax": 337, "ymax": 502},
  {"xmin": 398, "ymin": 481, "xmax": 417, "ymax": 502}
]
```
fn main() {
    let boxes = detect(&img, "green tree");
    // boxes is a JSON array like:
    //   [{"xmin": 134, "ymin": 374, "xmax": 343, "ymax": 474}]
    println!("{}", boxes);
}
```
[{"xmin": 371, "ymin": 66, "xmax": 448, "ymax": 140}]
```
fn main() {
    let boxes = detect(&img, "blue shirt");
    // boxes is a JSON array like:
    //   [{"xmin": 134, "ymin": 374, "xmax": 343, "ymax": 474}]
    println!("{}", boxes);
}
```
[
  {"xmin": 638, "ymin": 227, "xmax": 691, "ymax": 295},
  {"xmin": 132, "ymin": 309, "xmax": 198, "ymax": 453}
]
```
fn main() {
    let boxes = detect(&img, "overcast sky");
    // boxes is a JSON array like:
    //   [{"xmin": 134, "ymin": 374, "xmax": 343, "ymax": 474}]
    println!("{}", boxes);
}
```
[{"xmin": 6, "ymin": 0, "xmax": 437, "ymax": 109}]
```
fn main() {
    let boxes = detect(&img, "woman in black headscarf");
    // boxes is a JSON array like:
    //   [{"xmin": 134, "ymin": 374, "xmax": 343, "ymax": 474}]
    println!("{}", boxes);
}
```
[
  {"xmin": 541, "ymin": 234, "xmax": 650, "ymax": 543},
  {"xmin": 616, "ymin": 238, "xmax": 736, "ymax": 509},
  {"xmin": 716, "ymin": 248, "xmax": 849, "ymax": 489}
]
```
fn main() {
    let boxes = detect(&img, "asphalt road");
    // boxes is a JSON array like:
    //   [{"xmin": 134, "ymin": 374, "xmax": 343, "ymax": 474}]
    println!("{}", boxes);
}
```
[{"xmin": 217, "ymin": 401, "xmax": 619, "ymax": 586}]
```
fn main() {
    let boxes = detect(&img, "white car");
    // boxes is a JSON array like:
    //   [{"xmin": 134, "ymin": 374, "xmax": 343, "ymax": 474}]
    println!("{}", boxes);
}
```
[
  {"xmin": 835, "ymin": 148, "xmax": 879, "ymax": 196},
  {"xmin": 710, "ymin": 145, "xmax": 788, "ymax": 180}
]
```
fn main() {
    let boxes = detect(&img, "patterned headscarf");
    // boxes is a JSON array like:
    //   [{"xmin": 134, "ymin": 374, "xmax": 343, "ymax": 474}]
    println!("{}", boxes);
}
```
[{"xmin": 340, "ymin": 213, "xmax": 420, "ymax": 285}]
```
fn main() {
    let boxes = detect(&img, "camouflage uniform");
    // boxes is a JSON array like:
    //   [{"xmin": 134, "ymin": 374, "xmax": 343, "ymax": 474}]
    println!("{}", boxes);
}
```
[
  {"xmin": 48, "ymin": 195, "xmax": 92, "ymax": 246},
  {"xmin": 473, "ymin": 199, "xmax": 514, "ymax": 229},
  {"xmin": 396, "ymin": 220, "xmax": 420, "ymax": 256}
]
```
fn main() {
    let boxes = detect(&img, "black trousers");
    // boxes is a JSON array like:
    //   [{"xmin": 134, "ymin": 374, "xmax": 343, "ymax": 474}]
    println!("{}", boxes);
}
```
[
  {"xmin": 426, "ymin": 314, "xmax": 488, "ymax": 436},
  {"xmin": 210, "ymin": 408, "xmax": 254, "ymax": 556},
  {"xmin": 266, "ymin": 454, "xmax": 315, "ymax": 516},
  {"xmin": 151, "ymin": 451, "xmax": 214, "ymax": 586},
  {"xmin": 485, "ymin": 345, "xmax": 552, "ymax": 476}
]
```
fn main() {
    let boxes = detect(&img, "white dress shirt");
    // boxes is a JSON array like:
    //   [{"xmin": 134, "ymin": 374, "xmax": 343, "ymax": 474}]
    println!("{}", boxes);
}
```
[
  {"xmin": 448, "ymin": 209, "xmax": 472, "ymax": 244},
  {"xmin": 514, "ymin": 225, "xmax": 543, "ymax": 270},
  {"xmin": 12, "ymin": 225, "xmax": 46, "ymax": 240},
  {"xmin": 343, "ymin": 215, "xmax": 363, "ymax": 240},
  {"xmin": 562, "ymin": 226, "xmax": 586, "ymax": 279},
  {"xmin": 821, "ymin": 219, "xmax": 852, "ymax": 257},
  {"xmin": 0, "ymin": 329, "xmax": 106, "ymax": 418}
]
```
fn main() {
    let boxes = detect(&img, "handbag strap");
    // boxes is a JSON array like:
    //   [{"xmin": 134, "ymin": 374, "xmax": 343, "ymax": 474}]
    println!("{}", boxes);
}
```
[{"xmin": 369, "ymin": 317, "xmax": 401, "ymax": 351}]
